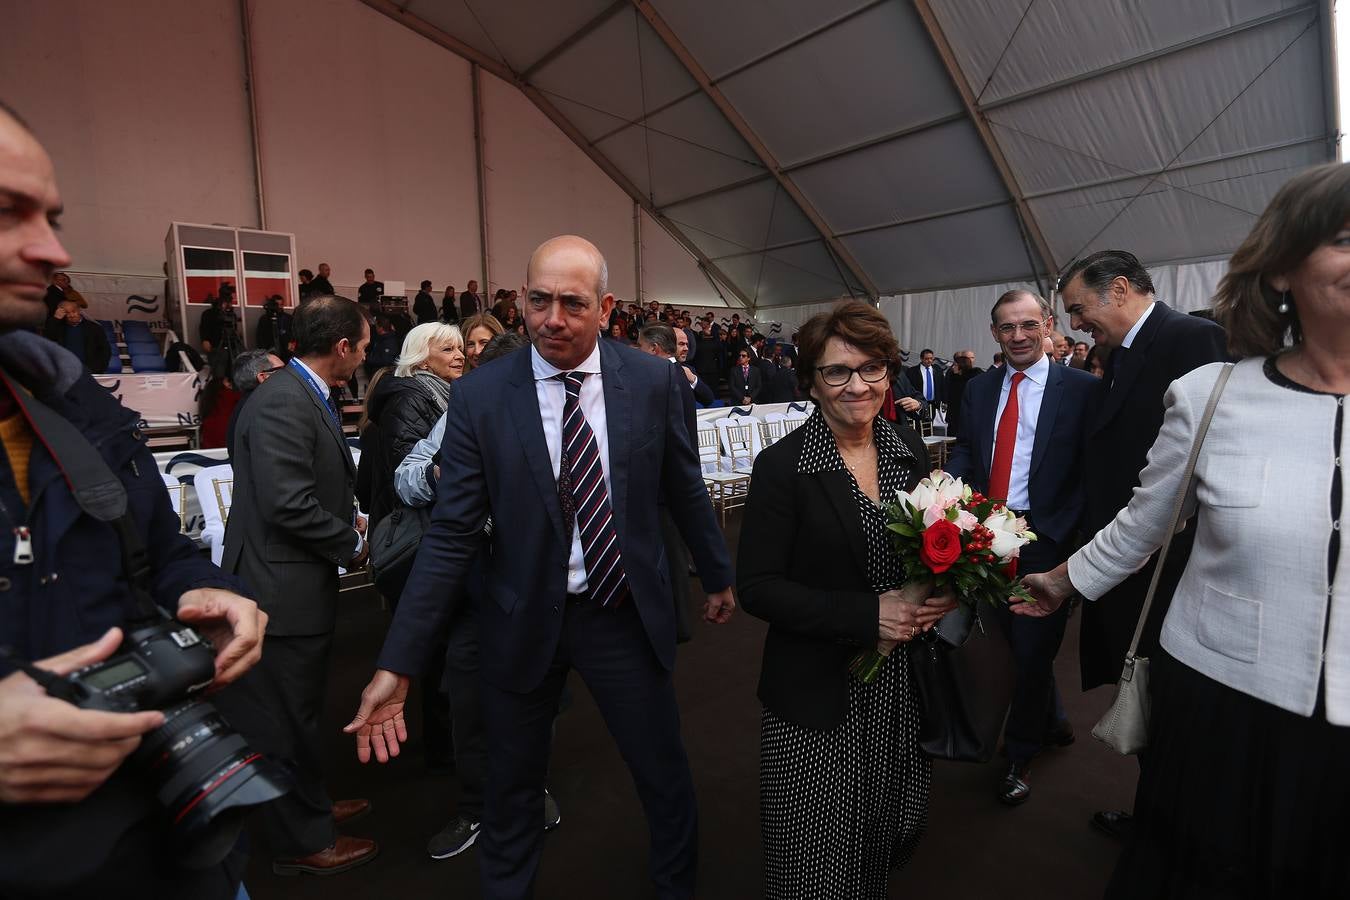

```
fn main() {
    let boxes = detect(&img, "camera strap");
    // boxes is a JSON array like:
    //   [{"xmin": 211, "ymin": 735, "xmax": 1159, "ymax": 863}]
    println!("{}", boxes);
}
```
[{"xmin": 0, "ymin": 371, "xmax": 160, "ymax": 620}]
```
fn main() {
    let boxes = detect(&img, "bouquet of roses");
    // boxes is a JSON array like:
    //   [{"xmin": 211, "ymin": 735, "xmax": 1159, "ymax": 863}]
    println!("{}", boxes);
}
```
[{"xmin": 849, "ymin": 470, "xmax": 1037, "ymax": 683}]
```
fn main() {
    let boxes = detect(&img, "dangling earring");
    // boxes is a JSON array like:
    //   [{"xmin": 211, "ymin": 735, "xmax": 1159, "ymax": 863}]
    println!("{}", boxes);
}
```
[{"xmin": 1277, "ymin": 292, "xmax": 1290, "ymax": 315}]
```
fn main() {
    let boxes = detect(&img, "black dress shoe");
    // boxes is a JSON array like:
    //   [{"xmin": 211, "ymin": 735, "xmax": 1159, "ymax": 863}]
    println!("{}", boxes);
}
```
[
  {"xmin": 1091, "ymin": 809, "xmax": 1134, "ymax": 839},
  {"xmin": 998, "ymin": 763, "xmax": 1031, "ymax": 806}
]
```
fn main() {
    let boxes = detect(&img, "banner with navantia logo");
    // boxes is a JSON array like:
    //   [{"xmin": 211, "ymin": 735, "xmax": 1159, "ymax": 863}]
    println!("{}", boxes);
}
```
[
  {"xmin": 94, "ymin": 371, "xmax": 201, "ymax": 429},
  {"xmin": 68, "ymin": 273, "xmax": 172, "ymax": 329}
]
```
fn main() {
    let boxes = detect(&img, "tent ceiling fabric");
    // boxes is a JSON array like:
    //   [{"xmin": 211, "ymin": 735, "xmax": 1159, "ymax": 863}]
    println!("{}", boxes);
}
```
[{"xmin": 388, "ymin": 0, "xmax": 1334, "ymax": 310}]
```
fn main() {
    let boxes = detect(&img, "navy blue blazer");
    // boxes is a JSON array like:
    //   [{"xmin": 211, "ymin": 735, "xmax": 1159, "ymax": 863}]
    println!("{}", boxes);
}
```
[
  {"xmin": 944, "ymin": 358, "xmax": 1097, "ymax": 546},
  {"xmin": 378, "ymin": 339, "xmax": 735, "ymax": 691}
]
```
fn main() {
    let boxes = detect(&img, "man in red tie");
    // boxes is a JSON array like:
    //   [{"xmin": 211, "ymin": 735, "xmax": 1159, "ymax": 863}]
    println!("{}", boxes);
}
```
[
  {"xmin": 728, "ymin": 348, "xmax": 761, "ymax": 405},
  {"xmin": 944, "ymin": 289, "xmax": 1098, "ymax": 807}
]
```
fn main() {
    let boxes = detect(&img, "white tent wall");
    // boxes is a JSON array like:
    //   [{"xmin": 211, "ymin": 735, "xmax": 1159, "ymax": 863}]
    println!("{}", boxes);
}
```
[
  {"xmin": 0, "ymin": 0, "xmax": 720, "ymax": 306},
  {"xmin": 758, "ymin": 257, "xmax": 1229, "ymax": 365},
  {"xmin": 0, "ymin": 0, "xmax": 258, "ymax": 276},
  {"xmin": 247, "ymin": 0, "xmax": 481, "ymax": 297},
  {"xmin": 479, "ymin": 71, "xmax": 636, "ymax": 302}
]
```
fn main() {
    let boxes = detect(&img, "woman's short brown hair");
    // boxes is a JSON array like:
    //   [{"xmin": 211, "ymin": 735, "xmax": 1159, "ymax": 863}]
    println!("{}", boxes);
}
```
[
  {"xmin": 795, "ymin": 300, "xmax": 901, "ymax": 395},
  {"xmin": 1215, "ymin": 162, "xmax": 1350, "ymax": 358}
]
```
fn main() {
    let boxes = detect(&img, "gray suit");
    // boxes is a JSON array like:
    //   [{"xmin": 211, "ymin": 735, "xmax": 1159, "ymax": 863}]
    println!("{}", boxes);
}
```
[{"xmin": 215, "ymin": 363, "xmax": 359, "ymax": 856}]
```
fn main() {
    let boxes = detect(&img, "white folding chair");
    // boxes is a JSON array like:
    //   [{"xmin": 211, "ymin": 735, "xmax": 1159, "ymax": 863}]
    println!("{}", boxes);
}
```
[{"xmin": 193, "ymin": 464, "xmax": 234, "ymax": 566}]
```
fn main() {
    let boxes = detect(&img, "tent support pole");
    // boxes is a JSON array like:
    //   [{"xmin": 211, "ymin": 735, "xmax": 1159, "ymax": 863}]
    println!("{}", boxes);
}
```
[
  {"xmin": 471, "ymin": 64, "xmax": 491, "ymax": 297},
  {"xmin": 238, "ymin": 0, "xmax": 267, "ymax": 230}
]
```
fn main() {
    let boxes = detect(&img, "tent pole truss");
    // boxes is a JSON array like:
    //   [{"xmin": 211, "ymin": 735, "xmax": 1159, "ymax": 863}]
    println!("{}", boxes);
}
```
[
  {"xmin": 630, "ymin": 0, "xmax": 880, "ymax": 300},
  {"xmin": 912, "ymin": 0, "xmax": 1057, "ymax": 282},
  {"xmin": 356, "ymin": 0, "xmax": 754, "ymax": 310}
]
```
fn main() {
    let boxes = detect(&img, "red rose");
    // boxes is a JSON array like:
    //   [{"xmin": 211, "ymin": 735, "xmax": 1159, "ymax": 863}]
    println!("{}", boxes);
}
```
[{"xmin": 920, "ymin": 519, "xmax": 963, "ymax": 574}]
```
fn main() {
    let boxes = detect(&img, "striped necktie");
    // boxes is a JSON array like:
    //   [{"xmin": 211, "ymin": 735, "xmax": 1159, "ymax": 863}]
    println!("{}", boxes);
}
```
[{"xmin": 556, "ymin": 372, "xmax": 628, "ymax": 607}]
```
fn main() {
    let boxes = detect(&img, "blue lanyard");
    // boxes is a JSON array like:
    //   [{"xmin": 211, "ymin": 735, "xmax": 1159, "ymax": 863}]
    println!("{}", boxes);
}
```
[{"xmin": 290, "ymin": 359, "xmax": 339, "ymax": 427}]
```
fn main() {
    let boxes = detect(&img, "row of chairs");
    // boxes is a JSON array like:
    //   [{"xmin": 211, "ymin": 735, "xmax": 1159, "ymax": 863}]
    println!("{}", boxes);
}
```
[{"xmin": 697, "ymin": 413, "xmax": 809, "ymax": 525}]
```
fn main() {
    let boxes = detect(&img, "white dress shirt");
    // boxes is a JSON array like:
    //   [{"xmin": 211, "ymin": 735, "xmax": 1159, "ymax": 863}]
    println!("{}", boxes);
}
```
[
  {"xmin": 990, "ymin": 353, "xmax": 1050, "ymax": 510},
  {"xmin": 1120, "ymin": 300, "xmax": 1155, "ymax": 349},
  {"xmin": 921, "ymin": 364, "xmax": 935, "ymax": 401},
  {"xmin": 532, "ymin": 343, "xmax": 610, "ymax": 594},
  {"xmin": 292, "ymin": 357, "xmax": 363, "ymax": 555}
]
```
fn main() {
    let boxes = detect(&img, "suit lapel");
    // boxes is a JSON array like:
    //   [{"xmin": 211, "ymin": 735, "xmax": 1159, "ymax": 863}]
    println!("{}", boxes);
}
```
[
  {"xmin": 1029, "ymin": 361, "xmax": 1062, "ymax": 480},
  {"xmin": 1092, "ymin": 302, "xmax": 1164, "ymax": 435},
  {"xmin": 599, "ymin": 341, "xmax": 630, "ymax": 544},
  {"xmin": 282, "ymin": 366, "xmax": 353, "ymax": 475},
  {"xmin": 974, "ymin": 372, "xmax": 1003, "ymax": 484},
  {"xmin": 818, "ymin": 470, "xmax": 870, "ymax": 576},
  {"xmin": 507, "ymin": 351, "xmax": 568, "ymax": 548}
]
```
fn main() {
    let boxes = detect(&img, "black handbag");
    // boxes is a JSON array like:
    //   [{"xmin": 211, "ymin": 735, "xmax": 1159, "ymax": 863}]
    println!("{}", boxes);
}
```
[
  {"xmin": 369, "ymin": 503, "xmax": 431, "ymax": 599},
  {"xmin": 908, "ymin": 609, "xmax": 1015, "ymax": 763}
]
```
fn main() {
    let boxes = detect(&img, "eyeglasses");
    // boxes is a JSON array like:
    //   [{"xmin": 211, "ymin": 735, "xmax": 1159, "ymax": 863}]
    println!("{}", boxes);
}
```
[
  {"xmin": 815, "ymin": 359, "xmax": 891, "ymax": 386},
  {"xmin": 994, "ymin": 320, "xmax": 1046, "ymax": 338}
]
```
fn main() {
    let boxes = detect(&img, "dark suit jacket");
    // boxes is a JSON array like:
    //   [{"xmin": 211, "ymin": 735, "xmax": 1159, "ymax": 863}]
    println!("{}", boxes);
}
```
[
  {"xmin": 43, "ymin": 319, "xmax": 111, "ymax": 373},
  {"xmin": 680, "ymin": 362, "xmax": 714, "ymax": 405},
  {"xmin": 222, "ymin": 364, "xmax": 358, "ymax": 636},
  {"xmin": 738, "ymin": 417, "xmax": 929, "ymax": 730},
  {"xmin": 907, "ymin": 363, "xmax": 946, "ymax": 405},
  {"xmin": 944, "ymin": 359, "xmax": 1097, "ymax": 547},
  {"xmin": 1078, "ymin": 301, "xmax": 1227, "ymax": 688},
  {"xmin": 379, "ymin": 340, "xmax": 734, "ymax": 691},
  {"xmin": 458, "ymin": 291, "xmax": 481, "ymax": 320},
  {"xmin": 413, "ymin": 291, "xmax": 439, "ymax": 324},
  {"xmin": 728, "ymin": 364, "xmax": 762, "ymax": 403}
]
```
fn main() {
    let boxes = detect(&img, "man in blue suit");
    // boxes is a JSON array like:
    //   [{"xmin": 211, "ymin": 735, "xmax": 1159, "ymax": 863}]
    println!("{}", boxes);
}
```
[
  {"xmin": 945, "ymin": 289, "xmax": 1097, "ymax": 807},
  {"xmin": 347, "ymin": 236, "xmax": 736, "ymax": 899}
]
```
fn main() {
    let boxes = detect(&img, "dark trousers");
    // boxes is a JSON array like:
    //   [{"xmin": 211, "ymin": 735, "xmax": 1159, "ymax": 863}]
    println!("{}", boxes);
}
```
[
  {"xmin": 997, "ymin": 537, "xmax": 1071, "ymax": 765},
  {"xmin": 478, "ymin": 598, "xmax": 697, "ymax": 900},
  {"xmin": 443, "ymin": 606, "xmax": 487, "ymax": 819},
  {"xmin": 214, "ymin": 632, "xmax": 337, "ymax": 856}
]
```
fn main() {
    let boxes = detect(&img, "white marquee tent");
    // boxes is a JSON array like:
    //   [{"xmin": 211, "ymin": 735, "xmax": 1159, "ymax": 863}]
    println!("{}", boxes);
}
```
[{"xmin": 2, "ymin": 0, "xmax": 1338, "ymax": 355}]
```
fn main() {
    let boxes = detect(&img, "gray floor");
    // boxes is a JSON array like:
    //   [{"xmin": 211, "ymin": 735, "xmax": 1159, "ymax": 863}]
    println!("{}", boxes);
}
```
[{"xmin": 246, "ymin": 522, "xmax": 1134, "ymax": 899}]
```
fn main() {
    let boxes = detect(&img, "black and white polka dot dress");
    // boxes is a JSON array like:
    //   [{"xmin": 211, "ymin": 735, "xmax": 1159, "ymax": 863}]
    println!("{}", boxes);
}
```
[{"xmin": 761, "ymin": 411, "xmax": 930, "ymax": 900}]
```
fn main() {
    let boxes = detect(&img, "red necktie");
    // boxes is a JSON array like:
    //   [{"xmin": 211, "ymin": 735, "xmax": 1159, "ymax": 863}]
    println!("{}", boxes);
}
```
[{"xmin": 988, "ymin": 371, "xmax": 1025, "ymax": 502}]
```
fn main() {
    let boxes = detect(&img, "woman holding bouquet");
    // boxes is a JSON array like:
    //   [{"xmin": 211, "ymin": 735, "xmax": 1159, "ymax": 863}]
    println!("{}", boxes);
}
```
[
  {"xmin": 739, "ymin": 300, "xmax": 957, "ymax": 899},
  {"xmin": 1016, "ymin": 162, "xmax": 1350, "ymax": 896}
]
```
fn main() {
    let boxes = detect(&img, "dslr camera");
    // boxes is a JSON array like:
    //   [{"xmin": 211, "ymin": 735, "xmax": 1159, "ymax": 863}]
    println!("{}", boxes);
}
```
[{"xmin": 47, "ymin": 610, "xmax": 290, "ymax": 867}]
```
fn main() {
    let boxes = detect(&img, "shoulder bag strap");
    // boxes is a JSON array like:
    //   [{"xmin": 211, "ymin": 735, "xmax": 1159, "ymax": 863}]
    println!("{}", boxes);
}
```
[{"xmin": 1125, "ymin": 362, "xmax": 1235, "ymax": 658}]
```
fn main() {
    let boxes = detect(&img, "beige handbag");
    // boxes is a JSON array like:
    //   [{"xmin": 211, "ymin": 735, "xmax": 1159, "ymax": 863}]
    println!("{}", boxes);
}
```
[{"xmin": 1092, "ymin": 363, "xmax": 1234, "ymax": 755}]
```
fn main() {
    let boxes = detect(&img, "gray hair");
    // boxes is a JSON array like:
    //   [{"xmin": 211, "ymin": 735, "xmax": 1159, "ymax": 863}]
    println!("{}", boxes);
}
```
[
  {"xmin": 395, "ymin": 322, "xmax": 462, "ymax": 377},
  {"xmin": 639, "ymin": 323, "xmax": 676, "ymax": 356},
  {"xmin": 990, "ymin": 289, "xmax": 1052, "ymax": 323},
  {"xmin": 232, "ymin": 350, "xmax": 277, "ymax": 395}
]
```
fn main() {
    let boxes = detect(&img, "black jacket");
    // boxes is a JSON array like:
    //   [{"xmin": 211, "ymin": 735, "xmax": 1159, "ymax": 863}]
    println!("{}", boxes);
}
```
[
  {"xmin": 0, "ymin": 334, "xmax": 242, "ymax": 891},
  {"xmin": 357, "ymin": 375, "xmax": 445, "ymax": 529},
  {"xmin": 1078, "ymin": 302, "xmax": 1227, "ymax": 688},
  {"xmin": 738, "ymin": 417, "xmax": 928, "ymax": 730},
  {"xmin": 42, "ymin": 319, "xmax": 111, "ymax": 373},
  {"xmin": 413, "ymin": 291, "xmax": 439, "ymax": 324}
]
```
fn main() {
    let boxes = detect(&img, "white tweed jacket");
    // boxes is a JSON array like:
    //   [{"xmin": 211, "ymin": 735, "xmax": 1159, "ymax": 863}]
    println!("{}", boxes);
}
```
[{"xmin": 1069, "ymin": 358, "xmax": 1349, "ymax": 724}]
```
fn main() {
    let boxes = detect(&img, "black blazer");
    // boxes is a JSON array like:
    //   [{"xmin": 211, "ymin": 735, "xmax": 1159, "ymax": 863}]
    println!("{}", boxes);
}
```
[
  {"xmin": 729, "ymin": 363, "xmax": 762, "ymax": 403},
  {"xmin": 906, "ymin": 363, "xmax": 946, "ymax": 405},
  {"xmin": 380, "ymin": 340, "xmax": 735, "ymax": 691},
  {"xmin": 1077, "ymin": 301, "xmax": 1227, "ymax": 688},
  {"xmin": 738, "ymin": 417, "xmax": 929, "ymax": 731}
]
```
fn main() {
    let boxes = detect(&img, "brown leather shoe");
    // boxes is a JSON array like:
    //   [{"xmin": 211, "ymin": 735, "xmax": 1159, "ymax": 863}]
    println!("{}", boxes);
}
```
[
  {"xmin": 332, "ymin": 798, "xmax": 372, "ymax": 826},
  {"xmin": 273, "ymin": 836, "xmax": 379, "ymax": 876}
]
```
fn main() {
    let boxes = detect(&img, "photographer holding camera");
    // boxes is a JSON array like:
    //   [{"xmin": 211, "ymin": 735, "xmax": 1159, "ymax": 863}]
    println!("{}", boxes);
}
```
[
  {"xmin": 0, "ymin": 101, "xmax": 270, "ymax": 898},
  {"xmin": 256, "ymin": 293, "xmax": 294, "ymax": 359}
]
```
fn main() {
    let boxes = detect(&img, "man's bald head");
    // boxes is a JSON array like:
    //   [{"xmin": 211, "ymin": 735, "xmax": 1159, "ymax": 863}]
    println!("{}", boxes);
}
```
[
  {"xmin": 0, "ymin": 100, "xmax": 71, "ymax": 329},
  {"xmin": 528, "ymin": 235, "xmax": 608, "ymax": 300},
  {"xmin": 523, "ymin": 235, "xmax": 615, "ymax": 370}
]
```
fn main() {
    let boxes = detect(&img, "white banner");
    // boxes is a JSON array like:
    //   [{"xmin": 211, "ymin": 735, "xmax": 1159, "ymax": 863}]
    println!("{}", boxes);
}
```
[
  {"xmin": 69, "ymin": 273, "xmax": 173, "ymax": 329},
  {"xmin": 94, "ymin": 372, "xmax": 202, "ymax": 430}
]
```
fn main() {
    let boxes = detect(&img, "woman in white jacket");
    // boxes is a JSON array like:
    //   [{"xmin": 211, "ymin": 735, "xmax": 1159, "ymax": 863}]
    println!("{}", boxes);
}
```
[{"xmin": 1017, "ymin": 162, "xmax": 1350, "ymax": 898}]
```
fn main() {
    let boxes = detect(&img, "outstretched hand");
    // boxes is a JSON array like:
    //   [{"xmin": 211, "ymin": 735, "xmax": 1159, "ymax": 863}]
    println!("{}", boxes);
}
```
[
  {"xmin": 1010, "ymin": 566, "xmax": 1075, "ymax": 617},
  {"xmin": 344, "ymin": 670, "xmax": 410, "ymax": 763}
]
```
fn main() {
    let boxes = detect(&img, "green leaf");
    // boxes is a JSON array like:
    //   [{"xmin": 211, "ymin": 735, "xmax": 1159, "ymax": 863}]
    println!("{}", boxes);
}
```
[{"xmin": 887, "ymin": 522, "xmax": 918, "ymax": 538}]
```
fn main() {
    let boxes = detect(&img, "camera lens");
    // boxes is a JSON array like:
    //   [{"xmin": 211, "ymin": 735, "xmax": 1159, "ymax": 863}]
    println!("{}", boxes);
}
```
[{"xmin": 133, "ymin": 700, "xmax": 291, "ymax": 868}]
